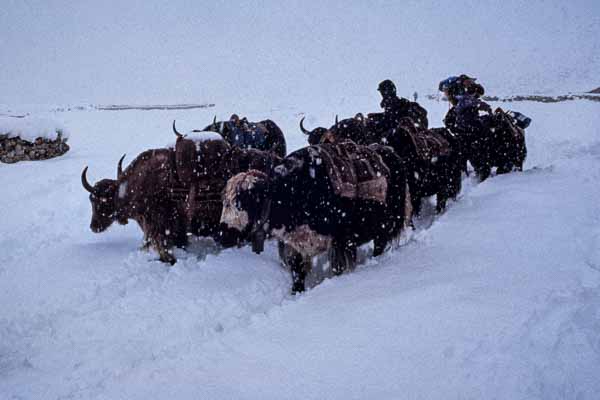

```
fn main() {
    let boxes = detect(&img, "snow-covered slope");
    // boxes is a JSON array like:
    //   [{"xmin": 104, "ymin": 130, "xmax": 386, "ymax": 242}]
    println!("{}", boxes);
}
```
[
  {"xmin": 1, "ymin": 1, "xmax": 599, "ymax": 107},
  {"xmin": 1, "ymin": 99, "xmax": 599, "ymax": 399}
]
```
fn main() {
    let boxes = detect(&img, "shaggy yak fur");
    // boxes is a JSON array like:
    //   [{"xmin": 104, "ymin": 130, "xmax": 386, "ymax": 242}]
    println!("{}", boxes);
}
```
[
  {"xmin": 82, "ymin": 128, "xmax": 279, "ymax": 264},
  {"xmin": 220, "ymin": 141, "xmax": 412, "ymax": 293},
  {"xmin": 302, "ymin": 113, "xmax": 463, "ymax": 215},
  {"xmin": 444, "ymin": 107, "xmax": 527, "ymax": 181}
]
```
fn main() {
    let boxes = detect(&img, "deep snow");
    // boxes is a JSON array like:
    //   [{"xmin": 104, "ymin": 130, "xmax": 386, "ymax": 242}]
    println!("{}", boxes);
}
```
[{"xmin": 1, "ymin": 98, "xmax": 599, "ymax": 399}]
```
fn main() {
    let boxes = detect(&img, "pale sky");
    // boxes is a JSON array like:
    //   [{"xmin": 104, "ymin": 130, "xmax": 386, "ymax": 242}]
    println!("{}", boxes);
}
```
[{"xmin": 1, "ymin": 0, "xmax": 598, "ymax": 105}]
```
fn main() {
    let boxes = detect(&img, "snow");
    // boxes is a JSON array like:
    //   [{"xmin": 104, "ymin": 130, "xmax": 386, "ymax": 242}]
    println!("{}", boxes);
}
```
[
  {"xmin": 0, "ymin": 98, "xmax": 599, "ymax": 399},
  {"xmin": 118, "ymin": 182, "xmax": 128, "ymax": 199},
  {"xmin": 0, "ymin": 116, "xmax": 69, "ymax": 141},
  {"xmin": 185, "ymin": 130, "xmax": 223, "ymax": 143},
  {"xmin": 165, "ymin": 130, "xmax": 224, "ymax": 148}
]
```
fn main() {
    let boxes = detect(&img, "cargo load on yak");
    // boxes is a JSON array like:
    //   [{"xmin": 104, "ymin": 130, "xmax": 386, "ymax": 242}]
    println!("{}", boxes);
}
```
[
  {"xmin": 171, "ymin": 121, "xmax": 278, "ymax": 244},
  {"xmin": 202, "ymin": 115, "xmax": 287, "ymax": 157},
  {"xmin": 307, "ymin": 140, "xmax": 390, "ymax": 204}
]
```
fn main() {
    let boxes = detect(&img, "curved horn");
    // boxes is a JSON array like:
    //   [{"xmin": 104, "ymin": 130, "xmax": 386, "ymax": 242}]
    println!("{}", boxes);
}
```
[
  {"xmin": 172, "ymin": 120, "xmax": 183, "ymax": 138},
  {"xmin": 81, "ymin": 166, "xmax": 94, "ymax": 193},
  {"xmin": 299, "ymin": 116, "xmax": 310, "ymax": 135},
  {"xmin": 335, "ymin": 115, "xmax": 339, "ymax": 126},
  {"xmin": 117, "ymin": 154, "xmax": 126, "ymax": 179}
]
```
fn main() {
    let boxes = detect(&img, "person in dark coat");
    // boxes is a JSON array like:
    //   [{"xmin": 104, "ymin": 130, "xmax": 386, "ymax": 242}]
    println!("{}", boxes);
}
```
[{"xmin": 378, "ymin": 79, "xmax": 429, "ymax": 130}]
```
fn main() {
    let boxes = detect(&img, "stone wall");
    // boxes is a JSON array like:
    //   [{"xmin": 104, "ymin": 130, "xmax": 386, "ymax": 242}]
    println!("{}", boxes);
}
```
[{"xmin": 0, "ymin": 133, "xmax": 70, "ymax": 163}]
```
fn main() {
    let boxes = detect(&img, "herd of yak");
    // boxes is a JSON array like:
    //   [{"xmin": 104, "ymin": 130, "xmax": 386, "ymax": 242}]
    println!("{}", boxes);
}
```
[{"xmin": 81, "ymin": 81, "xmax": 528, "ymax": 293}]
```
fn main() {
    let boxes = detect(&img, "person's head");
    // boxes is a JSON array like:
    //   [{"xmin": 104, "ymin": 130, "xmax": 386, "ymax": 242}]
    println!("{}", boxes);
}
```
[
  {"xmin": 439, "ymin": 76, "xmax": 464, "ymax": 105},
  {"xmin": 378, "ymin": 79, "xmax": 396, "ymax": 97},
  {"xmin": 461, "ymin": 76, "xmax": 484, "ymax": 97}
]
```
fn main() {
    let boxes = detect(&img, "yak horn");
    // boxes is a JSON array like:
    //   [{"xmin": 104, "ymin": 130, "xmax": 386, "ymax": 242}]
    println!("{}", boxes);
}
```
[
  {"xmin": 299, "ymin": 117, "xmax": 310, "ymax": 134},
  {"xmin": 335, "ymin": 115, "xmax": 339, "ymax": 126},
  {"xmin": 117, "ymin": 154, "xmax": 126, "ymax": 179},
  {"xmin": 213, "ymin": 115, "xmax": 217, "ymax": 126},
  {"xmin": 81, "ymin": 166, "xmax": 94, "ymax": 193},
  {"xmin": 172, "ymin": 120, "xmax": 183, "ymax": 137}
]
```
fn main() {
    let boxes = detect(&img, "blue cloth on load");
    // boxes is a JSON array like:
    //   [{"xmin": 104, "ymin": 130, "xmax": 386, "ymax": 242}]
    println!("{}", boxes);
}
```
[{"xmin": 226, "ymin": 122, "xmax": 267, "ymax": 149}]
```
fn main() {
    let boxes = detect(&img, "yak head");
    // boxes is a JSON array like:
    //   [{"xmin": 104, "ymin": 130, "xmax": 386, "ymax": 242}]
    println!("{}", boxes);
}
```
[
  {"xmin": 221, "ymin": 154, "xmax": 310, "ymax": 252},
  {"xmin": 314, "ymin": 115, "xmax": 365, "ymax": 145},
  {"xmin": 220, "ymin": 170, "xmax": 270, "ymax": 234},
  {"xmin": 81, "ymin": 155, "xmax": 127, "ymax": 233},
  {"xmin": 200, "ymin": 115, "xmax": 220, "ymax": 132},
  {"xmin": 299, "ymin": 117, "xmax": 328, "ymax": 145},
  {"xmin": 221, "ymin": 155, "xmax": 304, "ymax": 226}
]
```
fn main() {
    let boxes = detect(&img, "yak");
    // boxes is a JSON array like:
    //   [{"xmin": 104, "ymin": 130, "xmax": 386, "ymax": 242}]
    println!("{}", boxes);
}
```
[
  {"xmin": 382, "ymin": 118, "xmax": 463, "ymax": 214},
  {"xmin": 299, "ymin": 114, "xmax": 375, "ymax": 146},
  {"xmin": 82, "ymin": 122, "xmax": 280, "ymax": 264},
  {"xmin": 220, "ymin": 141, "xmax": 412, "ymax": 293},
  {"xmin": 444, "ymin": 106, "xmax": 527, "ymax": 181},
  {"xmin": 82, "ymin": 149, "xmax": 187, "ymax": 264},
  {"xmin": 302, "ymin": 113, "xmax": 463, "ymax": 215}
]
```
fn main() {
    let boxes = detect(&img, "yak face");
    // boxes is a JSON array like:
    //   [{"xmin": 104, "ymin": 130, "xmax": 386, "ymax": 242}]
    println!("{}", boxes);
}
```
[
  {"xmin": 318, "ymin": 116, "xmax": 367, "ymax": 145},
  {"xmin": 88, "ymin": 179, "xmax": 118, "ymax": 233},
  {"xmin": 307, "ymin": 127, "xmax": 328, "ymax": 145},
  {"xmin": 81, "ymin": 167, "xmax": 120, "ymax": 233},
  {"xmin": 299, "ymin": 117, "xmax": 328, "ymax": 145},
  {"xmin": 220, "ymin": 170, "xmax": 269, "ymax": 232}
]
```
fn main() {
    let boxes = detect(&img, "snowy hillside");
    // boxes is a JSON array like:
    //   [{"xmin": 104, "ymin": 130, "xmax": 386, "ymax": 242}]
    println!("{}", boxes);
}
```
[
  {"xmin": 1, "ymin": 98, "xmax": 599, "ymax": 399},
  {"xmin": 1, "ymin": 1, "xmax": 599, "ymax": 108}
]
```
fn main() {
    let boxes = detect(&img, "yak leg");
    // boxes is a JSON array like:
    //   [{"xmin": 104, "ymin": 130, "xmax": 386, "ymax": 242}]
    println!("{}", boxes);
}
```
[
  {"xmin": 185, "ymin": 184, "xmax": 198, "ymax": 233},
  {"xmin": 515, "ymin": 161, "xmax": 524, "ymax": 172},
  {"xmin": 496, "ymin": 163, "xmax": 513, "ymax": 175},
  {"xmin": 140, "ymin": 238, "xmax": 151, "ymax": 251},
  {"xmin": 475, "ymin": 165, "xmax": 491, "ymax": 182},
  {"xmin": 146, "ymin": 207, "xmax": 185, "ymax": 265},
  {"xmin": 411, "ymin": 194, "xmax": 422, "ymax": 217},
  {"xmin": 290, "ymin": 254, "xmax": 310, "ymax": 294},
  {"xmin": 436, "ymin": 192, "xmax": 448, "ymax": 214},
  {"xmin": 451, "ymin": 165, "xmax": 463, "ymax": 200},
  {"xmin": 149, "ymin": 232, "xmax": 176, "ymax": 265},
  {"xmin": 278, "ymin": 242, "xmax": 310, "ymax": 294},
  {"xmin": 373, "ymin": 231, "xmax": 390, "ymax": 257},
  {"xmin": 373, "ymin": 238, "xmax": 387, "ymax": 257},
  {"xmin": 157, "ymin": 245, "xmax": 176, "ymax": 265},
  {"xmin": 330, "ymin": 239, "xmax": 357, "ymax": 276}
]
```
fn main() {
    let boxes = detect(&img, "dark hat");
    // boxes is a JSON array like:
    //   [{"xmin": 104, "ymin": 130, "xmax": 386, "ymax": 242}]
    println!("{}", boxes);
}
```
[
  {"xmin": 378, "ymin": 79, "xmax": 396, "ymax": 94},
  {"xmin": 439, "ymin": 76, "xmax": 459, "ymax": 92}
]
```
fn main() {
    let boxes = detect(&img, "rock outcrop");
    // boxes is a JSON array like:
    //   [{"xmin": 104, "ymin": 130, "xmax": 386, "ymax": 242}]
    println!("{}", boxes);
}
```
[{"xmin": 0, "ymin": 132, "xmax": 70, "ymax": 163}]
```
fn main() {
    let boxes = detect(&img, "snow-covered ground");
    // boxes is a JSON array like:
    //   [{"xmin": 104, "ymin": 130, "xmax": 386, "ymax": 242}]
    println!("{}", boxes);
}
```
[{"xmin": 1, "ymin": 98, "xmax": 599, "ymax": 399}]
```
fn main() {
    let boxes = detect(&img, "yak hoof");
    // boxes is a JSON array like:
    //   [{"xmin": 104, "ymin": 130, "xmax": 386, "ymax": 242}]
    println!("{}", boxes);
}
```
[
  {"xmin": 291, "ymin": 282, "xmax": 306, "ymax": 294},
  {"xmin": 159, "ymin": 251, "xmax": 177, "ymax": 265}
]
